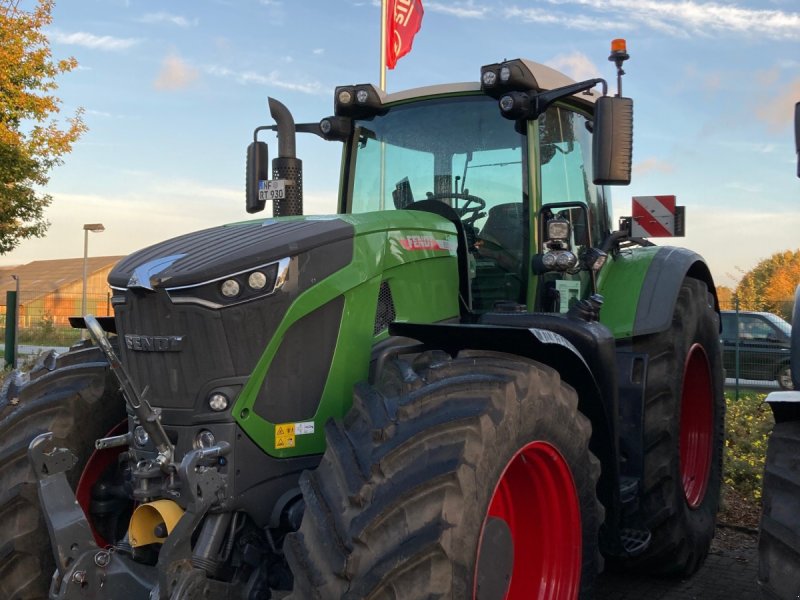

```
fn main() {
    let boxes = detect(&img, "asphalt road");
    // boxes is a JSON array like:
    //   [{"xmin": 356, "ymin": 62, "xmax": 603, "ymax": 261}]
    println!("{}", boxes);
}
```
[{"xmin": 596, "ymin": 526, "xmax": 760, "ymax": 599}]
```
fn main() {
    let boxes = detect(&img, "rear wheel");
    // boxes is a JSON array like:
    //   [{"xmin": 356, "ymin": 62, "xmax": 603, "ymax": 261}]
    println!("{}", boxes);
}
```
[
  {"xmin": 758, "ymin": 421, "xmax": 800, "ymax": 600},
  {"xmin": 0, "ymin": 345, "xmax": 125, "ymax": 600},
  {"xmin": 284, "ymin": 350, "xmax": 602, "ymax": 599},
  {"xmin": 621, "ymin": 277, "xmax": 725, "ymax": 575}
]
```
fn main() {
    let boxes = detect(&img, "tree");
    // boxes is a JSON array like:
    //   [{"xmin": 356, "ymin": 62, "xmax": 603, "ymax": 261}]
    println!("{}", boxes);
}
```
[
  {"xmin": 735, "ymin": 249, "xmax": 800, "ymax": 321},
  {"xmin": 0, "ymin": 0, "xmax": 86, "ymax": 254}
]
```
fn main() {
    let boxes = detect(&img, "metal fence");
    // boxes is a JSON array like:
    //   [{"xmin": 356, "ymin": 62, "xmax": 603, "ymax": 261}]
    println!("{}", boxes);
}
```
[
  {"xmin": 2, "ymin": 291, "xmax": 112, "ymax": 363},
  {"xmin": 718, "ymin": 297, "xmax": 794, "ymax": 393}
]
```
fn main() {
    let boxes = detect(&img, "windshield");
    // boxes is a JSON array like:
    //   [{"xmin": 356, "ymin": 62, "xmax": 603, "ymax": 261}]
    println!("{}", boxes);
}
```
[{"xmin": 347, "ymin": 95, "xmax": 526, "ymax": 235}]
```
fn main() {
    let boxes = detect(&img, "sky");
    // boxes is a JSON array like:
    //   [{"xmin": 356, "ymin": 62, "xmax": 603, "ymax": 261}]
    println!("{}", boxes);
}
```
[{"xmin": 1, "ymin": 0, "xmax": 798, "ymax": 289}]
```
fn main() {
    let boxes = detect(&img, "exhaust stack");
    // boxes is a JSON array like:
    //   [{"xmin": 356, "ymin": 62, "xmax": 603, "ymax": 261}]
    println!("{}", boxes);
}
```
[{"xmin": 269, "ymin": 97, "xmax": 303, "ymax": 216}]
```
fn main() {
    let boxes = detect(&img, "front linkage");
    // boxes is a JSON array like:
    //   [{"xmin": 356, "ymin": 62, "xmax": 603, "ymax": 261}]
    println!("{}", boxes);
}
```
[{"xmin": 29, "ymin": 317, "xmax": 234, "ymax": 599}]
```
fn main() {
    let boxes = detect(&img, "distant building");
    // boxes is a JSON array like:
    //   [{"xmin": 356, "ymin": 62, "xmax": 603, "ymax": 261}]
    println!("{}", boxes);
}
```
[{"xmin": 0, "ymin": 256, "xmax": 125, "ymax": 327}]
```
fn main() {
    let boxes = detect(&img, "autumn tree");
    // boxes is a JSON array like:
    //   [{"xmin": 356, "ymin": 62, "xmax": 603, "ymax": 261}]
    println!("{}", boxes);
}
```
[
  {"xmin": 735, "ymin": 249, "xmax": 800, "ymax": 321},
  {"xmin": 0, "ymin": 0, "xmax": 86, "ymax": 254}
]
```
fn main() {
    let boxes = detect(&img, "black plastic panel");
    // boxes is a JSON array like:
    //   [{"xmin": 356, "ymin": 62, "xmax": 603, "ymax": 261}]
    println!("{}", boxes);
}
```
[
  {"xmin": 255, "ymin": 296, "xmax": 345, "ymax": 424},
  {"xmin": 109, "ymin": 218, "xmax": 353, "ymax": 289}
]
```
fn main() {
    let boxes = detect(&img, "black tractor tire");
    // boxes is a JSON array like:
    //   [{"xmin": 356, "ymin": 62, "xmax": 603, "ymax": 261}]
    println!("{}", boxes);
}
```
[
  {"xmin": 758, "ymin": 420, "xmax": 800, "ymax": 600},
  {"xmin": 0, "ymin": 344, "xmax": 124, "ymax": 600},
  {"xmin": 619, "ymin": 277, "xmax": 725, "ymax": 575},
  {"xmin": 284, "ymin": 350, "xmax": 602, "ymax": 599}
]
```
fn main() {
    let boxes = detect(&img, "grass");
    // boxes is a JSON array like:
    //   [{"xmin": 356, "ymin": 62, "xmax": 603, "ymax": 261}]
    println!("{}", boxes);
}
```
[{"xmin": 720, "ymin": 390, "xmax": 774, "ymax": 527}]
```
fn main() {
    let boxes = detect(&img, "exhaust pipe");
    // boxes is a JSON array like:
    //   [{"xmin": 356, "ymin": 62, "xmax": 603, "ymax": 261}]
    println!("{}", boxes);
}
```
[{"xmin": 268, "ymin": 97, "xmax": 303, "ymax": 216}]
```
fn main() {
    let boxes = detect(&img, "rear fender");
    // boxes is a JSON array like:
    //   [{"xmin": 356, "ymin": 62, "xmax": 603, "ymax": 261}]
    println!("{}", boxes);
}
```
[{"xmin": 598, "ymin": 246, "xmax": 719, "ymax": 339}]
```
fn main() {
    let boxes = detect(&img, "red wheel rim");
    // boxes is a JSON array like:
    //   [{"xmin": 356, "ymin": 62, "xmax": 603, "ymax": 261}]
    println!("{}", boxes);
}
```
[
  {"xmin": 474, "ymin": 441, "xmax": 582, "ymax": 599},
  {"xmin": 679, "ymin": 343, "xmax": 714, "ymax": 508},
  {"xmin": 76, "ymin": 420, "xmax": 127, "ymax": 546}
]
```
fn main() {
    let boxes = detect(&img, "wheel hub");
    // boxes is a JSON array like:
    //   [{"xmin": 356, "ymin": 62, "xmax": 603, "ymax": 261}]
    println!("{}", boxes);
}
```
[{"xmin": 474, "ymin": 441, "xmax": 581, "ymax": 599}]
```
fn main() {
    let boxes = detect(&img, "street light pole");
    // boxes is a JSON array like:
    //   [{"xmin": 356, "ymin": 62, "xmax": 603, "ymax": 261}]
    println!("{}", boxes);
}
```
[
  {"xmin": 82, "ymin": 223, "xmax": 105, "ymax": 337},
  {"xmin": 11, "ymin": 274, "xmax": 19, "ymax": 369}
]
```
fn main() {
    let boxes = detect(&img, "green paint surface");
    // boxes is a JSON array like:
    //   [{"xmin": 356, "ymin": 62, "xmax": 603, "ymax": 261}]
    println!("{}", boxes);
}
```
[
  {"xmin": 596, "ymin": 246, "xmax": 660, "ymax": 338},
  {"xmin": 233, "ymin": 211, "xmax": 460, "ymax": 457}
]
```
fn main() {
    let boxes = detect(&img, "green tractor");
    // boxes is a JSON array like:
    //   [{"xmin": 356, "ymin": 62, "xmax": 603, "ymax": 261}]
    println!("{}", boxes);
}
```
[{"xmin": 0, "ymin": 42, "xmax": 725, "ymax": 599}]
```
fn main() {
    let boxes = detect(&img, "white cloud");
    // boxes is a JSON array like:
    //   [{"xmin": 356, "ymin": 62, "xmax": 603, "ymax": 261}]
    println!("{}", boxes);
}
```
[
  {"xmin": 138, "ymin": 12, "xmax": 198, "ymax": 28},
  {"xmin": 426, "ymin": 2, "xmax": 488, "ymax": 19},
  {"xmin": 547, "ymin": 51, "xmax": 600, "ymax": 81},
  {"xmin": 535, "ymin": 0, "xmax": 800, "ymax": 39},
  {"xmin": 48, "ymin": 30, "xmax": 141, "ymax": 51},
  {"xmin": 205, "ymin": 65, "xmax": 324, "ymax": 95},
  {"xmin": 154, "ymin": 54, "xmax": 199, "ymax": 91},
  {"xmin": 313, "ymin": 48, "xmax": 324, "ymax": 55},
  {"xmin": 505, "ymin": 7, "xmax": 626, "ymax": 30},
  {"xmin": 634, "ymin": 157, "xmax": 676, "ymax": 176}
]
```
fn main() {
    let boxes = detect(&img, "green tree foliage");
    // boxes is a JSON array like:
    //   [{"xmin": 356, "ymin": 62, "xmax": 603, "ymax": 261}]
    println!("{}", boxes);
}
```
[
  {"xmin": 735, "ymin": 249, "xmax": 800, "ymax": 321},
  {"xmin": 0, "ymin": 0, "xmax": 86, "ymax": 254}
]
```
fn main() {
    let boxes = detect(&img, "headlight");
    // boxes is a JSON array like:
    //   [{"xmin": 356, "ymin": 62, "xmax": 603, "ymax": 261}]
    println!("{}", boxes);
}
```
[
  {"xmin": 356, "ymin": 89, "xmax": 369, "ymax": 103},
  {"xmin": 482, "ymin": 70, "xmax": 497, "ymax": 86},
  {"xmin": 555, "ymin": 251, "xmax": 578, "ymax": 270},
  {"xmin": 220, "ymin": 279, "xmax": 241, "ymax": 298},
  {"xmin": 208, "ymin": 393, "xmax": 229, "ymax": 412},
  {"xmin": 248, "ymin": 271, "xmax": 268, "ymax": 290},
  {"xmin": 337, "ymin": 90, "xmax": 353, "ymax": 104},
  {"xmin": 499, "ymin": 95, "xmax": 515, "ymax": 113},
  {"xmin": 500, "ymin": 65, "xmax": 511, "ymax": 82},
  {"xmin": 167, "ymin": 257, "xmax": 289, "ymax": 309}
]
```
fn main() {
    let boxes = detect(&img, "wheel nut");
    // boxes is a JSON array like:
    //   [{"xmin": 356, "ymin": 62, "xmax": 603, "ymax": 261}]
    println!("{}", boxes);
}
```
[
  {"xmin": 94, "ymin": 550, "xmax": 111, "ymax": 567},
  {"xmin": 72, "ymin": 570, "xmax": 87, "ymax": 584}
]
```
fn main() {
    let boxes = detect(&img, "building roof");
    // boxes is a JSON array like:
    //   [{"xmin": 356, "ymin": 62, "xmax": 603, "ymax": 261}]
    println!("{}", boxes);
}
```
[{"xmin": 0, "ymin": 256, "xmax": 125, "ymax": 306}]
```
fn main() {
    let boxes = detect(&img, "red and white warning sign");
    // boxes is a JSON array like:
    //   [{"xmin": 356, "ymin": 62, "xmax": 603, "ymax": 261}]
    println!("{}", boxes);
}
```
[{"xmin": 631, "ymin": 195, "xmax": 685, "ymax": 238}]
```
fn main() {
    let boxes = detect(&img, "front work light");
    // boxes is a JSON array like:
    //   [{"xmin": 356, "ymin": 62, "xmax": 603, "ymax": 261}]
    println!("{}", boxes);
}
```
[{"xmin": 547, "ymin": 218, "xmax": 571, "ymax": 242}]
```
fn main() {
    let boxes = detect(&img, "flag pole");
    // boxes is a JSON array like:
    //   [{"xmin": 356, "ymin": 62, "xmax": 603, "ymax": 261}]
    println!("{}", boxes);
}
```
[{"xmin": 380, "ymin": 0, "xmax": 388, "ymax": 91}]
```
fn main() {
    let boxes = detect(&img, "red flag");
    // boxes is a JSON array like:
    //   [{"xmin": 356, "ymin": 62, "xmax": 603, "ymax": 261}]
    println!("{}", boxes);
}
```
[{"xmin": 386, "ymin": 0, "xmax": 424, "ymax": 70}]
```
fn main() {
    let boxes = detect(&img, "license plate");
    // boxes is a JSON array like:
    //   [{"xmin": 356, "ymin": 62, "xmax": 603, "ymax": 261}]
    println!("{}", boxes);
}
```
[{"xmin": 258, "ymin": 180, "xmax": 286, "ymax": 202}]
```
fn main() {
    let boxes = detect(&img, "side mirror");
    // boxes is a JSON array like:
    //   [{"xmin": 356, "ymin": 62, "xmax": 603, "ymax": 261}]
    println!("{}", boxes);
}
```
[
  {"xmin": 246, "ymin": 141, "xmax": 270, "ymax": 214},
  {"xmin": 592, "ymin": 96, "xmax": 633, "ymax": 186}
]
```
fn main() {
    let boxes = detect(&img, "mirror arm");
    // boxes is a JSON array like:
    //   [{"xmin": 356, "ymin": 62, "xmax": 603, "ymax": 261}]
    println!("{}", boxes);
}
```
[{"xmin": 531, "ymin": 78, "xmax": 607, "ymax": 119}]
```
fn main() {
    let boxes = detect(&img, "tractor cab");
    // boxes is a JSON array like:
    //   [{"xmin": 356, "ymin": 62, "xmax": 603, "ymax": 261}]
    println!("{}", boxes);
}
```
[
  {"xmin": 337, "ymin": 78, "xmax": 617, "ymax": 314},
  {"xmin": 248, "ymin": 53, "xmax": 632, "ymax": 317}
]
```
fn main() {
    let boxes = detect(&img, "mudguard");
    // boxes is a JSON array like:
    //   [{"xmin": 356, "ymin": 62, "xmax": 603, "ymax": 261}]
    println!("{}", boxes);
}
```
[
  {"xmin": 598, "ymin": 245, "xmax": 719, "ymax": 339},
  {"xmin": 389, "ymin": 317, "xmax": 624, "ymax": 543}
]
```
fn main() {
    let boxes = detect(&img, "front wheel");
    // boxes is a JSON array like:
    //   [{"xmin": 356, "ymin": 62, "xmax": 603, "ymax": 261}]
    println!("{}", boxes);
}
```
[
  {"xmin": 284, "ymin": 350, "xmax": 602, "ymax": 599},
  {"xmin": 0, "ymin": 345, "xmax": 125, "ymax": 600}
]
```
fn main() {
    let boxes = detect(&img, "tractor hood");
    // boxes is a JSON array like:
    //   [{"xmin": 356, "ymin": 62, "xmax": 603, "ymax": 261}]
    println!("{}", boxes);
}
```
[{"xmin": 108, "ymin": 218, "xmax": 354, "ymax": 291}]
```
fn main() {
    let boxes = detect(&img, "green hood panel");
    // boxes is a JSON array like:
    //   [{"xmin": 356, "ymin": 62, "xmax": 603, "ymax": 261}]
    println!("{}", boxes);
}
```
[{"xmin": 233, "ymin": 210, "xmax": 461, "ymax": 458}]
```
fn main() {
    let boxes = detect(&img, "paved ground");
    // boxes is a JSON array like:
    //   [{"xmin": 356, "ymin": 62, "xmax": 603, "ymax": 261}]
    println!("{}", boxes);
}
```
[{"xmin": 597, "ymin": 526, "xmax": 760, "ymax": 599}]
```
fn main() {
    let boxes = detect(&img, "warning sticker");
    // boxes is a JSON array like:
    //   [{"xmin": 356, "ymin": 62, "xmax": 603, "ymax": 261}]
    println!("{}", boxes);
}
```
[
  {"xmin": 275, "ymin": 423, "xmax": 296, "ymax": 449},
  {"xmin": 275, "ymin": 421, "xmax": 315, "ymax": 449}
]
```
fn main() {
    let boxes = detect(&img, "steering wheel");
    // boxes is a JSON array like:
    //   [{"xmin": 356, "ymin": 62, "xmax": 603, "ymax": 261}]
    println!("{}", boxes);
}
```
[{"xmin": 424, "ymin": 192, "xmax": 487, "ymax": 226}]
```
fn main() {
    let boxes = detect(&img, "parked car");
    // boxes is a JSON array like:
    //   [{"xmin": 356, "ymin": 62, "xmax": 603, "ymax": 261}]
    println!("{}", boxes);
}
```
[{"xmin": 720, "ymin": 310, "xmax": 793, "ymax": 388}]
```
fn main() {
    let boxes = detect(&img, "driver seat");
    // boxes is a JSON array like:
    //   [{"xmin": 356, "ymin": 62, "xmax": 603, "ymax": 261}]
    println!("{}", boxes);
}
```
[{"xmin": 476, "ymin": 203, "xmax": 524, "ymax": 270}]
